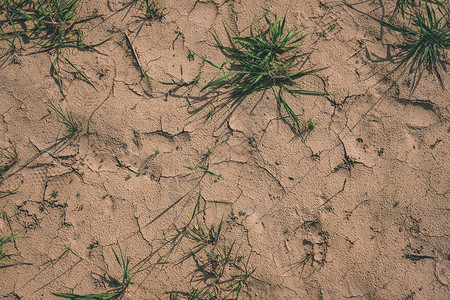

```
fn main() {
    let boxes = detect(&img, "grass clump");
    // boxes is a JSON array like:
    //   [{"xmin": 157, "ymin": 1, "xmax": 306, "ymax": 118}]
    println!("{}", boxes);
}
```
[
  {"xmin": 226, "ymin": 253, "xmax": 254, "ymax": 299},
  {"xmin": 204, "ymin": 241, "xmax": 235, "ymax": 278},
  {"xmin": 0, "ymin": 0, "xmax": 29, "ymax": 65},
  {"xmin": 0, "ymin": 0, "xmax": 106, "ymax": 95},
  {"xmin": 386, "ymin": 1, "xmax": 449, "ymax": 91},
  {"xmin": 110, "ymin": 242, "xmax": 133, "ymax": 297},
  {"xmin": 166, "ymin": 288, "xmax": 215, "ymax": 300},
  {"xmin": 29, "ymin": 0, "xmax": 103, "ymax": 93},
  {"xmin": 154, "ymin": 200, "xmax": 255, "ymax": 299},
  {"xmin": 27, "ymin": 0, "xmax": 98, "ymax": 51},
  {"xmin": 185, "ymin": 217, "xmax": 223, "ymax": 253},
  {"xmin": 140, "ymin": 0, "xmax": 165, "ymax": 20},
  {"xmin": 47, "ymin": 98, "xmax": 82, "ymax": 137},
  {"xmin": 0, "ymin": 231, "xmax": 28, "ymax": 267},
  {"xmin": 0, "ymin": 144, "xmax": 18, "ymax": 176},
  {"xmin": 53, "ymin": 242, "xmax": 132, "ymax": 299},
  {"xmin": 395, "ymin": 0, "xmax": 415, "ymax": 16},
  {"xmin": 199, "ymin": 8, "xmax": 326, "ymax": 133},
  {"xmin": 0, "ymin": 232, "xmax": 16, "ymax": 266},
  {"xmin": 348, "ymin": 1, "xmax": 449, "ymax": 93},
  {"xmin": 394, "ymin": 0, "xmax": 444, "ymax": 16}
]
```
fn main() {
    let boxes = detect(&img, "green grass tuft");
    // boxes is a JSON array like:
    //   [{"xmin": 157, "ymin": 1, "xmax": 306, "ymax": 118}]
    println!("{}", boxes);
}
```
[
  {"xmin": 140, "ymin": 0, "xmax": 165, "ymax": 20},
  {"xmin": 0, "ymin": 0, "xmax": 107, "ymax": 95},
  {"xmin": 395, "ymin": 0, "xmax": 414, "ymax": 16},
  {"xmin": 204, "ymin": 240, "xmax": 235, "ymax": 278},
  {"xmin": 198, "ymin": 8, "xmax": 326, "ymax": 133},
  {"xmin": 47, "ymin": 98, "xmax": 82, "ymax": 137},
  {"xmin": 185, "ymin": 216, "xmax": 223, "ymax": 253},
  {"xmin": 0, "ymin": 144, "xmax": 18, "ymax": 176},
  {"xmin": 226, "ymin": 252, "xmax": 255, "ymax": 299},
  {"xmin": 52, "ymin": 242, "xmax": 132, "ymax": 299},
  {"xmin": 0, "ymin": 232, "xmax": 16, "ymax": 262},
  {"xmin": 0, "ymin": 231, "xmax": 28, "ymax": 267},
  {"xmin": 383, "ymin": 1, "xmax": 449, "ymax": 92},
  {"xmin": 110, "ymin": 241, "xmax": 132, "ymax": 297},
  {"xmin": 349, "ymin": 1, "xmax": 449, "ymax": 93},
  {"xmin": 167, "ymin": 288, "xmax": 215, "ymax": 300}
]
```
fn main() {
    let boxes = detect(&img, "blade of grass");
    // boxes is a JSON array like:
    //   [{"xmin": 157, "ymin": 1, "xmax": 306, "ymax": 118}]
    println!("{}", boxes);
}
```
[
  {"xmin": 64, "ymin": 57, "xmax": 97, "ymax": 91},
  {"xmin": 52, "ymin": 292, "xmax": 117, "ymax": 299},
  {"xmin": 185, "ymin": 166, "xmax": 222, "ymax": 179}
]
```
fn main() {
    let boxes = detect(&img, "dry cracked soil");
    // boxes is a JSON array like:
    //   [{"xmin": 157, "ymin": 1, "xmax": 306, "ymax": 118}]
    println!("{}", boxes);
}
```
[{"xmin": 0, "ymin": 0, "xmax": 449, "ymax": 299}]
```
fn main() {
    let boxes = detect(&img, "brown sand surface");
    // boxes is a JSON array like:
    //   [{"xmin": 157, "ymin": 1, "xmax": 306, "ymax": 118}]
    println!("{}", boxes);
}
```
[{"xmin": 1, "ymin": 0, "xmax": 449, "ymax": 299}]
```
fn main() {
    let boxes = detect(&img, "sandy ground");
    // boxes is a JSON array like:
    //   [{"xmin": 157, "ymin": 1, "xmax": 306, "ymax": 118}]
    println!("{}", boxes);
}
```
[{"xmin": 1, "ymin": 0, "xmax": 449, "ymax": 299}]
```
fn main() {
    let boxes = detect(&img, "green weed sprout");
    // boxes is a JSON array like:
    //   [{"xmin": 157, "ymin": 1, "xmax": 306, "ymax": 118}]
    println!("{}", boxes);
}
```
[
  {"xmin": 52, "ymin": 242, "xmax": 132, "ymax": 299},
  {"xmin": 0, "ymin": 0, "xmax": 106, "ymax": 94},
  {"xmin": 386, "ymin": 2, "xmax": 449, "ymax": 92},
  {"xmin": 140, "ymin": 0, "xmax": 165, "ymax": 20},
  {"xmin": 166, "ymin": 288, "xmax": 215, "ymax": 300},
  {"xmin": 348, "ymin": 1, "xmax": 449, "ymax": 93},
  {"xmin": 29, "ymin": 0, "xmax": 103, "ymax": 93},
  {"xmin": 0, "ymin": 145, "xmax": 18, "ymax": 175},
  {"xmin": 0, "ymin": 231, "xmax": 28, "ymax": 267},
  {"xmin": 47, "ymin": 98, "xmax": 81, "ymax": 137},
  {"xmin": 0, "ymin": 0, "xmax": 30, "ymax": 65},
  {"xmin": 395, "ymin": 0, "xmax": 414, "ymax": 16},
  {"xmin": 205, "ymin": 241, "xmax": 235, "ymax": 277},
  {"xmin": 110, "ymin": 241, "xmax": 132, "ymax": 297},
  {"xmin": 186, "ymin": 217, "xmax": 223, "ymax": 253},
  {"xmin": 198, "ymin": 8, "xmax": 326, "ymax": 133},
  {"xmin": 227, "ymin": 253, "xmax": 254, "ymax": 299},
  {"xmin": 394, "ymin": 0, "xmax": 445, "ymax": 17},
  {"xmin": 0, "ymin": 232, "xmax": 16, "ymax": 266}
]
